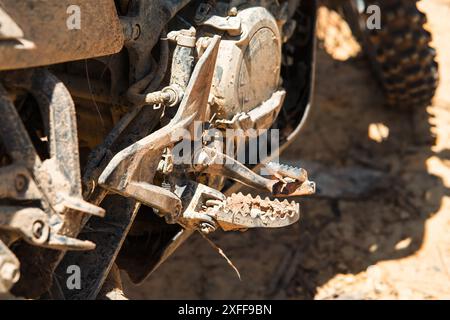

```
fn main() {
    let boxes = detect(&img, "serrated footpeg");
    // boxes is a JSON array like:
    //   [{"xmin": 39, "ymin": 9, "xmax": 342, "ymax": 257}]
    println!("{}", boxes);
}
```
[
  {"xmin": 178, "ymin": 181, "xmax": 301, "ymax": 233},
  {"xmin": 206, "ymin": 193, "xmax": 300, "ymax": 231},
  {"xmin": 265, "ymin": 161, "xmax": 308, "ymax": 182}
]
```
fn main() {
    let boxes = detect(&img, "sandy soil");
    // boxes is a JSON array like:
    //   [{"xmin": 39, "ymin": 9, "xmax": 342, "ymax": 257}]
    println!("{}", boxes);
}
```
[{"xmin": 122, "ymin": 0, "xmax": 450, "ymax": 299}]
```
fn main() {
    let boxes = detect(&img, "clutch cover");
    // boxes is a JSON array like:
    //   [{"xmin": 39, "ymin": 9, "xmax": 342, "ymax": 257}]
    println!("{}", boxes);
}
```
[{"xmin": 209, "ymin": 6, "xmax": 282, "ymax": 120}]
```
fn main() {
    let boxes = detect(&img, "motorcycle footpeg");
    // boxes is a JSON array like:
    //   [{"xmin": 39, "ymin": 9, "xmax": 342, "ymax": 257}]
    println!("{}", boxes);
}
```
[
  {"xmin": 265, "ymin": 161, "xmax": 309, "ymax": 182},
  {"xmin": 205, "ymin": 192, "xmax": 300, "ymax": 231},
  {"xmin": 266, "ymin": 162, "xmax": 316, "ymax": 197}
]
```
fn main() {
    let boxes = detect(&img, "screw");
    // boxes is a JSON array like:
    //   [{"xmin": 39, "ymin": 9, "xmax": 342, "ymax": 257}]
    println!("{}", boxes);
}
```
[{"xmin": 14, "ymin": 174, "xmax": 27, "ymax": 192}]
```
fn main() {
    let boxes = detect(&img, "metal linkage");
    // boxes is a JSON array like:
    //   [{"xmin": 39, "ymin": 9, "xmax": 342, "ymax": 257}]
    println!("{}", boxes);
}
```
[
  {"xmin": 98, "ymin": 36, "xmax": 221, "ymax": 205},
  {"xmin": 96, "ymin": 31, "xmax": 313, "ymax": 234},
  {"xmin": 0, "ymin": 205, "xmax": 95, "ymax": 251},
  {"xmin": 0, "ymin": 70, "xmax": 107, "ymax": 282},
  {"xmin": 1, "ymin": 69, "xmax": 105, "ymax": 219}
]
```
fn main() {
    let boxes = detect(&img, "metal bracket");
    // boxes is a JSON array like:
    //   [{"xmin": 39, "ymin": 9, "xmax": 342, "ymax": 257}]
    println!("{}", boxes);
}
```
[
  {"xmin": 190, "ymin": 146, "xmax": 316, "ymax": 197},
  {"xmin": 0, "ymin": 70, "xmax": 104, "ymax": 254},
  {"xmin": 98, "ymin": 36, "xmax": 221, "ymax": 203}
]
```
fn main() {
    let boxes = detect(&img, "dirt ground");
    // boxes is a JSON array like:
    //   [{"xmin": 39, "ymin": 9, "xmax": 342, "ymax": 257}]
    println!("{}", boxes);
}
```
[{"xmin": 122, "ymin": 0, "xmax": 450, "ymax": 299}]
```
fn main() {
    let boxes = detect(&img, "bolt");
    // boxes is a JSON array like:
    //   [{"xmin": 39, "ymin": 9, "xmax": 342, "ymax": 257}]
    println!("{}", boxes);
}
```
[
  {"xmin": 199, "ymin": 222, "xmax": 216, "ymax": 234},
  {"xmin": 14, "ymin": 174, "xmax": 27, "ymax": 192},
  {"xmin": 228, "ymin": 7, "xmax": 238, "ymax": 16},
  {"xmin": 32, "ymin": 220, "xmax": 45, "ymax": 239},
  {"xmin": 132, "ymin": 24, "xmax": 141, "ymax": 40},
  {"xmin": 0, "ymin": 262, "xmax": 20, "ymax": 284}
]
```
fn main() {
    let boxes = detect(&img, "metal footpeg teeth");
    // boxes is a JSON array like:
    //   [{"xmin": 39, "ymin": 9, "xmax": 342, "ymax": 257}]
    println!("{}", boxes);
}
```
[
  {"xmin": 205, "ymin": 193, "xmax": 300, "ymax": 231},
  {"xmin": 272, "ymin": 178, "xmax": 316, "ymax": 197},
  {"xmin": 265, "ymin": 162, "xmax": 316, "ymax": 197},
  {"xmin": 265, "ymin": 161, "xmax": 309, "ymax": 182}
]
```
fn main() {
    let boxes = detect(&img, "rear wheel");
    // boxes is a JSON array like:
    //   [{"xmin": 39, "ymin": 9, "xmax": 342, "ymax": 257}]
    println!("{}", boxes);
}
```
[{"xmin": 339, "ymin": 0, "xmax": 439, "ymax": 108}]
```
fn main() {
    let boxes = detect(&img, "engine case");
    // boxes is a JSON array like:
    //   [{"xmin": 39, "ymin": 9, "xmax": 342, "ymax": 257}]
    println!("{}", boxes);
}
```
[{"xmin": 209, "ymin": 6, "xmax": 282, "ymax": 119}]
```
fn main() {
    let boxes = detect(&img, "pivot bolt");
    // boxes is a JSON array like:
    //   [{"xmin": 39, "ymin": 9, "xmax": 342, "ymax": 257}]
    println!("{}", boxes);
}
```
[
  {"xmin": 32, "ymin": 220, "xmax": 45, "ymax": 239},
  {"xmin": 132, "ymin": 24, "xmax": 141, "ymax": 40},
  {"xmin": 15, "ymin": 174, "xmax": 27, "ymax": 192}
]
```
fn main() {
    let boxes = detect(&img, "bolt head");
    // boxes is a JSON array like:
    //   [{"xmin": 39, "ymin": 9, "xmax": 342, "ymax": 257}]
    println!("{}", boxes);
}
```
[
  {"xmin": 32, "ymin": 221, "xmax": 44, "ymax": 238},
  {"xmin": 199, "ymin": 222, "xmax": 216, "ymax": 234},
  {"xmin": 14, "ymin": 174, "xmax": 27, "ymax": 192},
  {"xmin": 132, "ymin": 24, "xmax": 141, "ymax": 40},
  {"xmin": 228, "ymin": 7, "xmax": 238, "ymax": 16},
  {"xmin": 31, "ymin": 220, "xmax": 49, "ymax": 244}
]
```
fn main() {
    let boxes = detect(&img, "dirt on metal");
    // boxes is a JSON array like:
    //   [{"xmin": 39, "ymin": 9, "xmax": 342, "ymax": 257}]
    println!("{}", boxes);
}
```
[{"xmin": 122, "ymin": 0, "xmax": 450, "ymax": 299}]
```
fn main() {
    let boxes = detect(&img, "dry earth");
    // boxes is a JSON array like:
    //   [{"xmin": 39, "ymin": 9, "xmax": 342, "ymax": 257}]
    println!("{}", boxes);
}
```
[{"xmin": 122, "ymin": 0, "xmax": 450, "ymax": 299}]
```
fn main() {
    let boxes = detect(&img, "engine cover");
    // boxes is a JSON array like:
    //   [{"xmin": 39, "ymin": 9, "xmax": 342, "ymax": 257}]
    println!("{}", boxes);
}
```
[{"xmin": 208, "ymin": 7, "xmax": 282, "ymax": 119}]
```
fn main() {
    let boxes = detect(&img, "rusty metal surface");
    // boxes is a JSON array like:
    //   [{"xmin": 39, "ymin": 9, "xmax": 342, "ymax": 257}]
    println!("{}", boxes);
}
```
[{"xmin": 0, "ymin": 0, "xmax": 124, "ymax": 70}]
